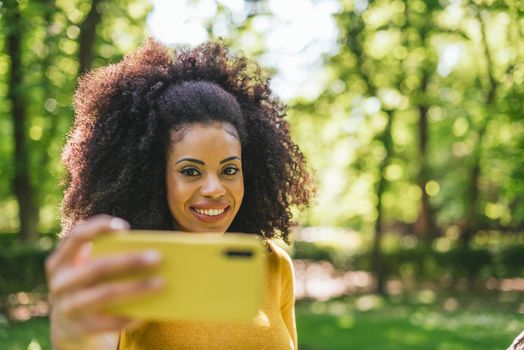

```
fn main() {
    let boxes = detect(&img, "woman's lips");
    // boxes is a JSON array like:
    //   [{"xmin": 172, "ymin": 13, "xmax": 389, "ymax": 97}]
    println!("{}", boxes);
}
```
[{"xmin": 190, "ymin": 206, "xmax": 230, "ymax": 223}]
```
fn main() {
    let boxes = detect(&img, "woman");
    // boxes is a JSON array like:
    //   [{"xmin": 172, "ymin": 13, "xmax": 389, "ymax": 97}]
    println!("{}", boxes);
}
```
[{"xmin": 45, "ymin": 39, "xmax": 313, "ymax": 349}]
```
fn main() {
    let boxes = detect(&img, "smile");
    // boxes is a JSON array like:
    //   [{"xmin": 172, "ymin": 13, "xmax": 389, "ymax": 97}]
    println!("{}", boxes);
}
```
[
  {"xmin": 193, "ymin": 208, "xmax": 226, "ymax": 216},
  {"xmin": 190, "ymin": 206, "xmax": 230, "ymax": 223}
]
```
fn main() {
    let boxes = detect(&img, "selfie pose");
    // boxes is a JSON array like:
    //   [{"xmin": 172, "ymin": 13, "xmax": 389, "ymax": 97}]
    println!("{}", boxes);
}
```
[{"xmin": 45, "ymin": 39, "xmax": 313, "ymax": 349}]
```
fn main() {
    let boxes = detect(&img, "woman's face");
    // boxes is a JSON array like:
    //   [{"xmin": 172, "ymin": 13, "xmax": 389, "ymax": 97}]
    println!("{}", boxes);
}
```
[{"xmin": 166, "ymin": 123, "xmax": 244, "ymax": 233}]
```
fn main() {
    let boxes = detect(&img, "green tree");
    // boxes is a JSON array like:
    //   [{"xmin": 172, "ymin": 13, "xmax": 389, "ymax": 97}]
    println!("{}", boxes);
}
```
[
  {"xmin": 3, "ymin": 0, "xmax": 39, "ymax": 241},
  {"xmin": 0, "ymin": 0, "xmax": 151, "ymax": 240},
  {"xmin": 288, "ymin": 0, "xmax": 524, "ymax": 292}
]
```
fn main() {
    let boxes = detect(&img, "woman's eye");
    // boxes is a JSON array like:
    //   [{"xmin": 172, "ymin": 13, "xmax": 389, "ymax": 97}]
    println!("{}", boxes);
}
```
[
  {"xmin": 223, "ymin": 166, "xmax": 240, "ymax": 176},
  {"xmin": 180, "ymin": 168, "xmax": 200, "ymax": 177}
]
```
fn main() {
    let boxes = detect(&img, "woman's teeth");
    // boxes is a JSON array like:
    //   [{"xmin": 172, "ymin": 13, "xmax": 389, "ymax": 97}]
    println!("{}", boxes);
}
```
[{"xmin": 194, "ymin": 208, "xmax": 226, "ymax": 216}]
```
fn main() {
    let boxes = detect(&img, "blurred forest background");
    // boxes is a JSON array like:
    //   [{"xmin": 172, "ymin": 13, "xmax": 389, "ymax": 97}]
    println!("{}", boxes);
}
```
[{"xmin": 0, "ymin": 0, "xmax": 523, "ymax": 349}]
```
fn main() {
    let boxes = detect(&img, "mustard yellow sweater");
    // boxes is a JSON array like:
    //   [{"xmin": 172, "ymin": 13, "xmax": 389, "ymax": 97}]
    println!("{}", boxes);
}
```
[{"xmin": 118, "ymin": 242, "xmax": 297, "ymax": 349}]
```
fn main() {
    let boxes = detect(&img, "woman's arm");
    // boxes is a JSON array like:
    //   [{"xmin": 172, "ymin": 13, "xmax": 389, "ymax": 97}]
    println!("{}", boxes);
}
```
[{"xmin": 46, "ymin": 215, "xmax": 162, "ymax": 350}]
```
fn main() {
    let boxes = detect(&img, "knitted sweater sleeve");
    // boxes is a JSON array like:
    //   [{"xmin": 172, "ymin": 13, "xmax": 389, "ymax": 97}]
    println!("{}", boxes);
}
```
[{"xmin": 278, "ymin": 246, "xmax": 298, "ymax": 350}]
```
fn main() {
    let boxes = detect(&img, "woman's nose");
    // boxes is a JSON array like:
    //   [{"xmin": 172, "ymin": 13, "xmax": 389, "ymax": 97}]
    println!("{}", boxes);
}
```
[{"xmin": 200, "ymin": 175, "xmax": 226, "ymax": 198}]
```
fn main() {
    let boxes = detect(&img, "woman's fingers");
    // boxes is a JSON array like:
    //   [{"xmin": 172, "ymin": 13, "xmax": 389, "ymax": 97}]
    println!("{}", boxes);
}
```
[
  {"xmin": 60, "ymin": 276, "xmax": 164, "ymax": 317},
  {"xmin": 50, "ymin": 250, "xmax": 162, "ymax": 296},
  {"xmin": 45, "ymin": 215, "xmax": 153, "ymax": 344},
  {"xmin": 71, "ymin": 315, "xmax": 137, "ymax": 336},
  {"xmin": 45, "ymin": 215, "xmax": 129, "ymax": 275}
]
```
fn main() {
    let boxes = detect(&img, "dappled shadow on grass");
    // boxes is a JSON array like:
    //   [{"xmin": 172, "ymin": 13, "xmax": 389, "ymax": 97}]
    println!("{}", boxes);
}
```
[
  {"xmin": 296, "ymin": 293, "xmax": 523, "ymax": 350},
  {"xmin": 2, "ymin": 292, "xmax": 521, "ymax": 350}
]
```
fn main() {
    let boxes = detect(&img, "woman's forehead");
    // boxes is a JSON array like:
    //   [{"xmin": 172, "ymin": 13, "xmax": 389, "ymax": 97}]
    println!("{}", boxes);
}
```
[
  {"xmin": 169, "ymin": 121, "xmax": 239, "ymax": 144},
  {"xmin": 168, "ymin": 123, "xmax": 242, "ymax": 159}
]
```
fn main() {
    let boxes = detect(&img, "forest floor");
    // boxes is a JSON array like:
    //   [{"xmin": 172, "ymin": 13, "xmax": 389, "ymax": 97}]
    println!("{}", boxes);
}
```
[{"xmin": 2, "ymin": 260, "xmax": 523, "ymax": 350}]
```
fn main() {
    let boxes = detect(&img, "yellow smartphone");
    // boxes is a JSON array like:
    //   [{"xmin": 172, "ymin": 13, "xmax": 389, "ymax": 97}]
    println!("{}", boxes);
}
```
[{"xmin": 91, "ymin": 231, "xmax": 267, "ymax": 322}]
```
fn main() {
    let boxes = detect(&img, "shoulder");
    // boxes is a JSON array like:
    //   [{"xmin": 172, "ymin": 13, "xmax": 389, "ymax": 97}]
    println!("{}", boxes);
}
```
[
  {"xmin": 266, "ymin": 240, "xmax": 294, "ymax": 276},
  {"xmin": 266, "ymin": 241, "xmax": 295, "ymax": 303}
]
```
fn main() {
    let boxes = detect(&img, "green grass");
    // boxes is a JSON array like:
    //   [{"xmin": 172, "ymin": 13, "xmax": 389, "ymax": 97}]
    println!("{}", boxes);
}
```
[
  {"xmin": 296, "ymin": 291, "xmax": 523, "ymax": 350},
  {"xmin": 0, "ymin": 317, "xmax": 50, "ymax": 350},
  {"xmin": 2, "ymin": 292, "xmax": 522, "ymax": 350}
]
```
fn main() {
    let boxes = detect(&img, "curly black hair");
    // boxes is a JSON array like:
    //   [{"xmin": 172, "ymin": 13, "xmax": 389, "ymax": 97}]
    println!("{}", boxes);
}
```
[{"xmin": 60, "ymin": 39, "xmax": 313, "ymax": 243}]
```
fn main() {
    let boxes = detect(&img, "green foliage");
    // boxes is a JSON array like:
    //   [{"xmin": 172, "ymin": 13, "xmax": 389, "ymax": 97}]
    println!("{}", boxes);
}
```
[
  {"xmin": 293, "ymin": 241, "xmax": 336, "ymax": 262},
  {"xmin": 494, "ymin": 244, "xmax": 524, "ymax": 277},
  {"xmin": 292, "ymin": 235, "xmax": 524, "ymax": 281},
  {"xmin": 0, "ymin": 234, "xmax": 56, "ymax": 298},
  {"xmin": 293, "ymin": 239, "xmax": 362, "ymax": 272},
  {"xmin": 379, "ymin": 244, "xmax": 495, "ymax": 281},
  {"xmin": 0, "ymin": 0, "xmax": 152, "ymax": 234},
  {"xmin": 288, "ymin": 0, "xmax": 524, "ymax": 235},
  {"xmin": 0, "ymin": 317, "xmax": 51, "ymax": 350}
]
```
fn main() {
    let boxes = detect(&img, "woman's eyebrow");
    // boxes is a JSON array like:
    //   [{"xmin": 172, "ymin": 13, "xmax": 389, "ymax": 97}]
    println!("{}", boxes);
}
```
[
  {"xmin": 220, "ymin": 156, "xmax": 241, "ymax": 164},
  {"xmin": 175, "ymin": 157, "xmax": 205, "ymax": 165}
]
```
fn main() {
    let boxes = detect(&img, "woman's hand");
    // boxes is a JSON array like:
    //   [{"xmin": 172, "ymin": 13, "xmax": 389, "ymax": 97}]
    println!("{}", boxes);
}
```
[{"xmin": 45, "ymin": 215, "xmax": 164, "ymax": 350}]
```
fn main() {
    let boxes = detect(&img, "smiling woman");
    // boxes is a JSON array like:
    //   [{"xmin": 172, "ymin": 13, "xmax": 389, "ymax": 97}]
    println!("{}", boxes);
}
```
[
  {"xmin": 45, "ymin": 39, "xmax": 314, "ymax": 350},
  {"xmin": 166, "ymin": 123, "xmax": 245, "ymax": 233}
]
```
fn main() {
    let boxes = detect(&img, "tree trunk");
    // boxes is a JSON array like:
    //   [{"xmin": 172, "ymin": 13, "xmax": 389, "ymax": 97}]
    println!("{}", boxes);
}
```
[
  {"xmin": 372, "ymin": 110, "xmax": 394, "ymax": 296},
  {"xmin": 78, "ymin": 0, "xmax": 104, "ymax": 75},
  {"xmin": 461, "ymin": 7, "xmax": 498, "ymax": 244},
  {"xmin": 413, "ymin": 29, "xmax": 436, "ymax": 242},
  {"xmin": 5, "ymin": 0, "xmax": 39, "ymax": 241},
  {"xmin": 343, "ymin": 14, "xmax": 390, "ymax": 295},
  {"xmin": 38, "ymin": 0, "xmax": 61, "ymax": 194},
  {"xmin": 414, "ymin": 83, "xmax": 436, "ymax": 241}
]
